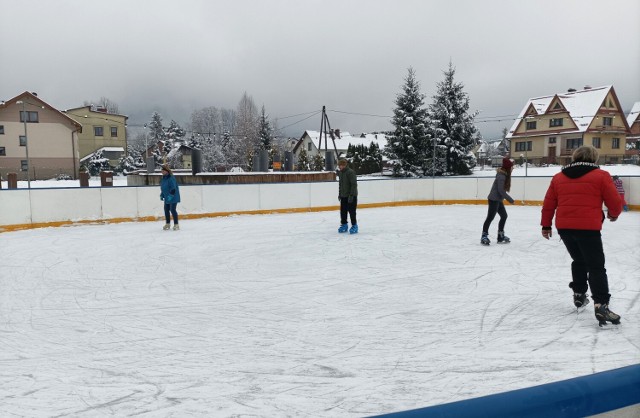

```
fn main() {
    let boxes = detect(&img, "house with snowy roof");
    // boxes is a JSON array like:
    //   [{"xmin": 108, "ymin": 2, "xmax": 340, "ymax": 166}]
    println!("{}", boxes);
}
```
[
  {"xmin": 0, "ymin": 91, "xmax": 82, "ymax": 180},
  {"xmin": 506, "ymin": 85, "xmax": 630, "ymax": 165},
  {"xmin": 625, "ymin": 102, "xmax": 640, "ymax": 158},
  {"xmin": 64, "ymin": 105, "xmax": 128, "ymax": 161},
  {"xmin": 292, "ymin": 130, "xmax": 388, "ymax": 161}
]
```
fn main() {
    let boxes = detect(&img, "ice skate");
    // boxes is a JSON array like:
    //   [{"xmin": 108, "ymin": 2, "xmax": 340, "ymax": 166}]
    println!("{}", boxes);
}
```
[
  {"xmin": 497, "ymin": 230, "xmax": 510, "ymax": 244},
  {"xmin": 163, "ymin": 224, "xmax": 171, "ymax": 231},
  {"xmin": 594, "ymin": 303, "xmax": 620, "ymax": 326},
  {"xmin": 481, "ymin": 232, "xmax": 490, "ymax": 246},
  {"xmin": 338, "ymin": 223, "xmax": 348, "ymax": 233},
  {"xmin": 349, "ymin": 224, "xmax": 358, "ymax": 234},
  {"xmin": 173, "ymin": 224, "xmax": 180, "ymax": 231},
  {"xmin": 573, "ymin": 292, "xmax": 589, "ymax": 308}
]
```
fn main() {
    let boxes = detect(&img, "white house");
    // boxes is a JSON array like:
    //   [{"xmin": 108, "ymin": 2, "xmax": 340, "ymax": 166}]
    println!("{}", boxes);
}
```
[{"xmin": 292, "ymin": 130, "xmax": 388, "ymax": 160}]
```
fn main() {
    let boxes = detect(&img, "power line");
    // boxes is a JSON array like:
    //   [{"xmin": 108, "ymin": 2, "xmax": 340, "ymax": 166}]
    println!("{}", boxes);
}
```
[
  {"xmin": 278, "ymin": 110, "xmax": 322, "ymax": 131},
  {"xmin": 274, "ymin": 110, "xmax": 320, "ymax": 120},
  {"xmin": 327, "ymin": 109, "xmax": 392, "ymax": 118}
]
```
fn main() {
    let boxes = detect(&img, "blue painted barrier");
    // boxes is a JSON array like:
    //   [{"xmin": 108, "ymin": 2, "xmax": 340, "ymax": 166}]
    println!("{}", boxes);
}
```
[{"xmin": 372, "ymin": 364, "xmax": 640, "ymax": 418}]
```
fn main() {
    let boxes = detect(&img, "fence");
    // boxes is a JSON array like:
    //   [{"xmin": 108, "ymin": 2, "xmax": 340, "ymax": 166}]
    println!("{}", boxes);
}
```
[{"xmin": 0, "ymin": 176, "xmax": 638, "ymax": 232}]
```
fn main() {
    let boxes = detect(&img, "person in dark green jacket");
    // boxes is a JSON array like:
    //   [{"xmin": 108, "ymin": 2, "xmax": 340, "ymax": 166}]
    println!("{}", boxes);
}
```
[{"xmin": 337, "ymin": 158, "xmax": 358, "ymax": 234}]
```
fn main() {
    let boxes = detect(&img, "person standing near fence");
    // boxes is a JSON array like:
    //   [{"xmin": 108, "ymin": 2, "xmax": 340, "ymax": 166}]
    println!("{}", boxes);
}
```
[
  {"xmin": 481, "ymin": 157, "xmax": 515, "ymax": 245},
  {"xmin": 160, "ymin": 164, "xmax": 181, "ymax": 231},
  {"xmin": 337, "ymin": 158, "xmax": 358, "ymax": 234},
  {"xmin": 612, "ymin": 175, "xmax": 629, "ymax": 211},
  {"xmin": 540, "ymin": 146, "xmax": 622, "ymax": 326}
]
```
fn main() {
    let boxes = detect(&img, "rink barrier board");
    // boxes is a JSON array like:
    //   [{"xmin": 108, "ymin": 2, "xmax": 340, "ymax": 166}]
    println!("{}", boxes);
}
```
[
  {"xmin": 370, "ymin": 363, "xmax": 640, "ymax": 418},
  {"xmin": 0, "ymin": 176, "xmax": 637, "ymax": 233}
]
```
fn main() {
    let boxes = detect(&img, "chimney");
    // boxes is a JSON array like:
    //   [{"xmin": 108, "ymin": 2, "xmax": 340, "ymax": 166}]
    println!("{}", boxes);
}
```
[
  {"xmin": 567, "ymin": 88, "xmax": 577, "ymax": 93},
  {"xmin": 584, "ymin": 85, "xmax": 592, "ymax": 90}
]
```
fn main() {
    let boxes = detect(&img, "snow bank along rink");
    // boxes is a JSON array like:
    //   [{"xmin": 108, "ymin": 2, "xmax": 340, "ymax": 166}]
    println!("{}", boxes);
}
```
[{"xmin": 1, "ymin": 205, "xmax": 638, "ymax": 417}]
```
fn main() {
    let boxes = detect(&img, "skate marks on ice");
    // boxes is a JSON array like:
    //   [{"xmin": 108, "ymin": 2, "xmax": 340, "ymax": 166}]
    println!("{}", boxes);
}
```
[{"xmin": 0, "ymin": 206, "xmax": 639, "ymax": 416}]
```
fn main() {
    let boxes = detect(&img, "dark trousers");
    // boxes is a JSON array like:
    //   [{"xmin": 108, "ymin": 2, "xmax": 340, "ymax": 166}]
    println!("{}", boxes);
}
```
[
  {"xmin": 164, "ymin": 203, "xmax": 179, "ymax": 224},
  {"xmin": 558, "ymin": 229, "xmax": 610, "ymax": 304},
  {"xmin": 482, "ymin": 200, "xmax": 507, "ymax": 233},
  {"xmin": 340, "ymin": 196, "xmax": 357, "ymax": 225}
]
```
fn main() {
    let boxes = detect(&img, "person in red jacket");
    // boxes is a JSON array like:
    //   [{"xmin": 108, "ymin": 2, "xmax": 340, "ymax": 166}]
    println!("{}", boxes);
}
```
[{"xmin": 541, "ymin": 146, "xmax": 623, "ymax": 326}]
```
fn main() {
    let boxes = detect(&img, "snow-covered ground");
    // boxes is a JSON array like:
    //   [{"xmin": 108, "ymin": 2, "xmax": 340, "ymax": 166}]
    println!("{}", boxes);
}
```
[
  {"xmin": 2, "ymin": 164, "xmax": 640, "ymax": 189},
  {"xmin": 1, "ymin": 205, "xmax": 638, "ymax": 416}
]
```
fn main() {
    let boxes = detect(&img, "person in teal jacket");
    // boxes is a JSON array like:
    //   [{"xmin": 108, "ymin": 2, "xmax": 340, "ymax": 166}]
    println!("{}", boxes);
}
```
[{"xmin": 160, "ymin": 164, "xmax": 181, "ymax": 230}]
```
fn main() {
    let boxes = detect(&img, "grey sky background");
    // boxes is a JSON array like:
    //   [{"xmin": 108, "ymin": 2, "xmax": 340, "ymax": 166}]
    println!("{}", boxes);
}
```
[{"xmin": 1, "ymin": 0, "xmax": 639, "ymax": 140}]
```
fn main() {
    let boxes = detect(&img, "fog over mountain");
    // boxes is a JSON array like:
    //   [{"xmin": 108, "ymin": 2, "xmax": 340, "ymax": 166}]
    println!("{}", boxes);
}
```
[{"xmin": 1, "ymin": 0, "xmax": 638, "ymax": 140}]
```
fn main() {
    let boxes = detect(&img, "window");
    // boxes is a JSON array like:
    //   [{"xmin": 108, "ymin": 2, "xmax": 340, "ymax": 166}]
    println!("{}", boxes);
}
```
[
  {"xmin": 0, "ymin": 125, "xmax": 4, "ymax": 134},
  {"xmin": 110, "ymin": 126, "xmax": 118, "ymax": 137},
  {"xmin": 21, "ymin": 160, "xmax": 28, "ymax": 171},
  {"xmin": 0, "ymin": 147, "xmax": 5, "ymax": 156},
  {"xmin": 548, "ymin": 137, "xmax": 556, "ymax": 144},
  {"xmin": 19, "ymin": 111, "xmax": 39, "ymax": 123},
  {"xmin": 94, "ymin": 126, "xmax": 104, "ymax": 136},
  {"xmin": 549, "ymin": 118, "xmax": 563, "ymax": 127},
  {"xmin": 592, "ymin": 137, "xmax": 601, "ymax": 148},
  {"xmin": 526, "ymin": 121, "xmax": 537, "ymax": 130},
  {"xmin": 515, "ymin": 141, "xmax": 532, "ymax": 152},
  {"xmin": 553, "ymin": 102, "xmax": 562, "ymax": 110},
  {"xmin": 567, "ymin": 138, "xmax": 583, "ymax": 149},
  {"xmin": 612, "ymin": 138, "xmax": 620, "ymax": 149},
  {"xmin": 19, "ymin": 135, "xmax": 26, "ymax": 146},
  {"xmin": 307, "ymin": 142, "xmax": 312, "ymax": 151},
  {"xmin": 602, "ymin": 117, "xmax": 613, "ymax": 126}
]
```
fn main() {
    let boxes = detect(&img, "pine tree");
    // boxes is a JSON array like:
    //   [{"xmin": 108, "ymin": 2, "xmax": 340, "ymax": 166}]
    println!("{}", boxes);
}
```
[
  {"xmin": 426, "ymin": 62, "xmax": 479, "ymax": 176},
  {"xmin": 165, "ymin": 120, "xmax": 186, "ymax": 142},
  {"xmin": 87, "ymin": 150, "xmax": 111, "ymax": 176},
  {"xmin": 115, "ymin": 155, "xmax": 137, "ymax": 175},
  {"xmin": 147, "ymin": 112, "xmax": 165, "ymax": 142},
  {"xmin": 311, "ymin": 152, "xmax": 324, "ymax": 171},
  {"xmin": 257, "ymin": 106, "xmax": 272, "ymax": 151},
  {"xmin": 386, "ymin": 68, "xmax": 430, "ymax": 176},
  {"xmin": 297, "ymin": 148, "xmax": 310, "ymax": 171}
]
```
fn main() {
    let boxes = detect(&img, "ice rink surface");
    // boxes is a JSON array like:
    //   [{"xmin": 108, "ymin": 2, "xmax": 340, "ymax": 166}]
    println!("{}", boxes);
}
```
[{"xmin": 1, "ymin": 205, "xmax": 639, "ymax": 417}]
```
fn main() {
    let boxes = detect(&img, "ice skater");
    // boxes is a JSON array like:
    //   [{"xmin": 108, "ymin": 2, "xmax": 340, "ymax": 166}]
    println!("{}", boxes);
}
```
[
  {"xmin": 481, "ymin": 157, "xmax": 515, "ymax": 245},
  {"xmin": 160, "ymin": 164, "xmax": 181, "ymax": 230},
  {"xmin": 337, "ymin": 158, "xmax": 358, "ymax": 234},
  {"xmin": 612, "ymin": 175, "xmax": 629, "ymax": 211},
  {"xmin": 540, "ymin": 146, "xmax": 622, "ymax": 326}
]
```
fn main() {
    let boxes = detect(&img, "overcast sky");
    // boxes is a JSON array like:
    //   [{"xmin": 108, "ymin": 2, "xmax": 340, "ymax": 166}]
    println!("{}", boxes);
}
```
[{"xmin": 1, "ymin": 0, "xmax": 638, "ymax": 140}]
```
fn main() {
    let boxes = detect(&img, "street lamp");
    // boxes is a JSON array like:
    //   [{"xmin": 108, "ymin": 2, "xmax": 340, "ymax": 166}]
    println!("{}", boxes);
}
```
[{"xmin": 16, "ymin": 100, "xmax": 31, "ymax": 189}]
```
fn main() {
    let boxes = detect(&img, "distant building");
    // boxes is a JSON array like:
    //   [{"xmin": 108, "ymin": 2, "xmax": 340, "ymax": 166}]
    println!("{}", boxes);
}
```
[
  {"xmin": 626, "ymin": 102, "xmax": 640, "ymax": 159},
  {"xmin": 64, "ymin": 105, "xmax": 128, "ymax": 161},
  {"xmin": 0, "ymin": 91, "xmax": 82, "ymax": 180},
  {"xmin": 292, "ymin": 130, "xmax": 388, "ymax": 160},
  {"xmin": 506, "ymin": 85, "xmax": 630, "ymax": 165},
  {"xmin": 80, "ymin": 146, "xmax": 126, "ymax": 169}
]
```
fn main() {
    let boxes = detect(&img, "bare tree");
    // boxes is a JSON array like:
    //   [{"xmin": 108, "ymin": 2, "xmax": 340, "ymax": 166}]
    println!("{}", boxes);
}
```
[
  {"xmin": 84, "ymin": 97, "xmax": 120, "ymax": 114},
  {"xmin": 234, "ymin": 92, "xmax": 259, "ymax": 164},
  {"xmin": 191, "ymin": 106, "xmax": 222, "ymax": 137}
]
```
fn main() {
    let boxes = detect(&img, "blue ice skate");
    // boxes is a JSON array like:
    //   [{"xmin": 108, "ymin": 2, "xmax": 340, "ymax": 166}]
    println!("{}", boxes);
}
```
[
  {"xmin": 338, "ymin": 223, "xmax": 348, "ymax": 233},
  {"xmin": 349, "ymin": 224, "xmax": 358, "ymax": 234}
]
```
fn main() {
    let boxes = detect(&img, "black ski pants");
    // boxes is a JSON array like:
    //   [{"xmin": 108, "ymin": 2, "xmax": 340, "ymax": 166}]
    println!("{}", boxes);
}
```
[
  {"xmin": 482, "ymin": 199, "xmax": 507, "ymax": 233},
  {"xmin": 339, "ymin": 196, "xmax": 357, "ymax": 225},
  {"xmin": 164, "ymin": 202, "xmax": 179, "ymax": 225},
  {"xmin": 558, "ymin": 229, "xmax": 610, "ymax": 305}
]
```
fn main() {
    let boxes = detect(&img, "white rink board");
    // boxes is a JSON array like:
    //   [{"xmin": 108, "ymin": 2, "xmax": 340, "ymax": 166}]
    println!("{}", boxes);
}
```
[{"xmin": 1, "ymin": 176, "xmax": 638, "ymax": 228}]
